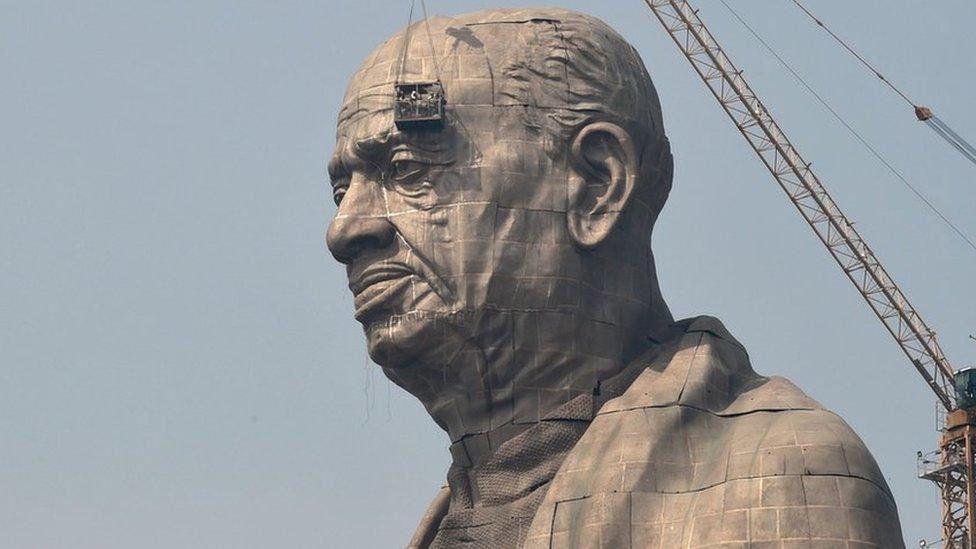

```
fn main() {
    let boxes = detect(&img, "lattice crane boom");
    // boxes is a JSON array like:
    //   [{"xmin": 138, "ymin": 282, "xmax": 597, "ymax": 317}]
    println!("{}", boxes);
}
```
[{"xmin": 642, "ymin": 0, "xmax": 957, "ymax": 410}]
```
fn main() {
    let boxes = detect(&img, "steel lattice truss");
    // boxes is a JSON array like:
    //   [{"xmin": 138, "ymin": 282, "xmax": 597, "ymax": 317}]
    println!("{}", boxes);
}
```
[
  {"xmin": 942, "ymin": 439, "xmax": 972, "ymax": 548},
  {"xmin": 923, "ymin": 434, "xmax": 975, "ymax": 547},
  {"xmin": 643, "ymin": 0, "xmax": 957, "ymax": 410}
]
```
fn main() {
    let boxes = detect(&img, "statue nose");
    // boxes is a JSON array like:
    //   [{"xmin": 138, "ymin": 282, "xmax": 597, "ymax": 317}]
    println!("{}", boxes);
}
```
[
  {"xmin": 326, "ymin": 179, "xmax": 396, "ymax": 264},
  {"xmin": 327, "ymin": 215, "xmax": 396, "ymax": 264}
]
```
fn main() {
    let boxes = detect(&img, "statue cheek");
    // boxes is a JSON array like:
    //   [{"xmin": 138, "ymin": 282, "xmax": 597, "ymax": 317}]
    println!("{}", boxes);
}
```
[
  {"xmin": 402, "ymin": 169, "xmax": 467, "ymax": 239},
  {"xmin": 426, "ymin": 208, "xmax": 459, "ymax": 298},
  {"xmin": 428, "ymin": 169, "xmax": 464, "ymax": 209},
  {"xmin": 430, "ymin": 208, "xmax": 452, "ymax": 244}
]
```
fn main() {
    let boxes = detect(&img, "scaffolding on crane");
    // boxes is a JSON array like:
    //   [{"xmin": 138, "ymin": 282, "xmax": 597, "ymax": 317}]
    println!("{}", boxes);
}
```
[{"xmin": 639, "ymin": 1, "xmax": 974, "ymax": 546}]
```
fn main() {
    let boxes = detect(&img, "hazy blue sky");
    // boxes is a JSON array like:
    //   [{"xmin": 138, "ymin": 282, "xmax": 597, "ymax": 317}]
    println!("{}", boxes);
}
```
[{"xmin": 3, "ymin": 1, "xmax": 975, "ymax": 547}]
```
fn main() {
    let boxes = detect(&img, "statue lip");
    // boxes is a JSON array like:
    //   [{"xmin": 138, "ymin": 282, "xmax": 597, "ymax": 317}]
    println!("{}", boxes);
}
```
[
  {"xmin": 349, "ymin": 263, "xmax": 414, "ymax": 294},
  {"xmin": 351, "ymin": 264, "xmax": 415, "ymax": 322}
]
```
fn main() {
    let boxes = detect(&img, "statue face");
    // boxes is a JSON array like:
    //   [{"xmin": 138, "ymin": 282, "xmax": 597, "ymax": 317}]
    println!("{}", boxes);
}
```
[
  {"xmin": 327, "ymin": 10, "xmax": 671, "ymax": 373},
  {"xmin": 327, "ymin": 98, "xmax": 583, "ymax": 368}
]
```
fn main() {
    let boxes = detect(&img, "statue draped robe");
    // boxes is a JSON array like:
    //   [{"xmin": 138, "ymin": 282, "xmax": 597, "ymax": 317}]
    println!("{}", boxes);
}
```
[{"xmin": 409, "ymin": 316, "xmax": 905, "ymax": 548}]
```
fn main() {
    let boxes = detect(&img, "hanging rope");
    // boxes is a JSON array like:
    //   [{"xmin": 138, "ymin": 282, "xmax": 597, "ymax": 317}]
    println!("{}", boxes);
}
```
[
  {"xmin": 395, "ymin": 0, "xmax": 417, "ymax": 83},
  {"xmin": 394, "ymin": 0, "xmax": 441, "ymax": 84},
  {"xmin": 419, "ymin": 0, "xmax": 441, "ymax": 82},
  {"xmin": 718, "ymin": 0, "xmax": 976, "ymax": 254},
  {"xmin": 789, "ymin": 0, "xmax": 976, "ymax": 169}
]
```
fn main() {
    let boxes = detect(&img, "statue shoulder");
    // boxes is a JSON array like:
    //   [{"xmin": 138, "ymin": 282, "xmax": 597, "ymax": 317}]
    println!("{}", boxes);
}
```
[{"xmin": 523, "ymin": 316, "xmax": 905, "ymax": 548}]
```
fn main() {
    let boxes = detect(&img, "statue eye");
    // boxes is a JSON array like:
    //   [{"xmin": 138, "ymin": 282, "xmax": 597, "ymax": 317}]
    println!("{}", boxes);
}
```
[
  {"xmin": 391, "ymin": 159, "xmax": 427, "ymax": 181},
  {"xmin": 332, "ymin": 185, "xmax": 347, "ymax": 206}
]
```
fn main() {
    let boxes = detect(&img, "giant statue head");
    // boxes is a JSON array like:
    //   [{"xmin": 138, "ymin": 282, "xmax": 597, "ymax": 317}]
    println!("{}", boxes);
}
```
[
  {"xmin": 327, "ymin": 10, "xmax": 906, "ymax": 547},
  {"xmin": 327, "ymin": 8, "xmax": 674, "ymax": 444}
]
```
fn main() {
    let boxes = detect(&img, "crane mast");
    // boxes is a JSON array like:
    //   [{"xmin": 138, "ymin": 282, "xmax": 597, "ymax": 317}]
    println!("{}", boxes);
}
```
[
  {"xmin": 641, "ymin": 0, "xmax": 971, "ymax": 546},
  {"xmin": 642, "ymin": 0, "xmax": 955, "ymax": 409}
]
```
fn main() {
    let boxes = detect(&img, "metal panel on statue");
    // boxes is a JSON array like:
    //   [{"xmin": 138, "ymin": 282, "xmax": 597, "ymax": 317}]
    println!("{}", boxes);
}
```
[{"xmin": 326, "ymin": 8, "xmax": 906, "ymax": 548}]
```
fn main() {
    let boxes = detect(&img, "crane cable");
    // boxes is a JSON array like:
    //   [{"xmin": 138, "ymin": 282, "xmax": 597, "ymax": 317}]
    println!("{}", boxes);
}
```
[
  {"xmin": 716, "ymin": 0, "xmax": 976, "ymax": 254},
  {"xmin": 394, "ymin": 0, "xmax": 416, "ymax": 82},
  {"xmin": 789, "ymin": 0, "xmax": 976, "ymax": 168},
  {"xmin": 395, "ymin": 0, "xmax": 441, "ymax": 84},
  {"xmin": 418, "ymin": 0, "xmax": 441, "ymax": 82},
  {"xmin": 927, "ymin": 114, "xmax": 976, "ymax": 166},
  {"xmin": 789, "ymin": 0, "xmax": 915, "ymax": 108}
]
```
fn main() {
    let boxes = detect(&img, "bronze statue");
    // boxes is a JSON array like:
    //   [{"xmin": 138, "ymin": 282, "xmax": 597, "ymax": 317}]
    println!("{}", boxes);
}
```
[{"xmin": 327, "ymin": 7, "xmax": 905, "ymax": 548}]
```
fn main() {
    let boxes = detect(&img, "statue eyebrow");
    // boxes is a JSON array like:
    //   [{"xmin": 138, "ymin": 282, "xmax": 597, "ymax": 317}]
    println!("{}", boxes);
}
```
[
  {"xmin": 327, "ymin": 155, "xmax": 347, "ymax": 183},
  {"xmin": 327, "ymin": 129, "xmax": 391, "ymax": 184},
  {"xmin": 330, "ymin": 130, "xmax": 448, "ymax": 185},
  {"xmin": 354, "ymin": 132, "xmax": 394, "ymax": 163},
  {"xmin": 355, "ymin": 131, "xmax": 448, "ymax": 160}
]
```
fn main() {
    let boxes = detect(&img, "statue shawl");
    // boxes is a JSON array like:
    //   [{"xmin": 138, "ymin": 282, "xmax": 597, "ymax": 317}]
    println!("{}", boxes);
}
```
[{"xmin": 411, "ymin": 317, "xmax": 905, "ymax": 548}]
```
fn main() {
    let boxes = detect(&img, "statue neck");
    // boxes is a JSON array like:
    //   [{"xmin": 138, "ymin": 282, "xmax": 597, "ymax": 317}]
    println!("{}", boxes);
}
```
[{"xmin": 382, "ymin": 310, "xmax": 656, "ymax": 466}]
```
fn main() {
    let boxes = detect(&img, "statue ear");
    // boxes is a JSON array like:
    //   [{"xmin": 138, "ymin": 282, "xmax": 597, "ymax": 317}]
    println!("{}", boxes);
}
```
[{"xmin": 566, "ymin": 122, "xmax": 638, "ymax": 249}]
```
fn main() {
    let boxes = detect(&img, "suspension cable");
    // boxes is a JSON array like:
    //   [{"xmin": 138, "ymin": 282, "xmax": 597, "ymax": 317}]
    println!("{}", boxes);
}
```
[
  {"xmin": 927, "ymin": 115, "xmax": 976, "ymax": 166},
  {"xmin": 395, "ymin": 0, "xmax": 442, "ymax": 84},
  {"xmin": 418, "ymin": 0, "xmax": 441, "ymax": 82},
  {"xmin": 718, "ymin": 0, "xmax": 976, "ymax": 254},
  {"xmin": 789, "ymin": 0, "xmax": 976, "ymax": 169},
  {"xmin": 395, "ymin": 0, "xmax": 417, "ymax": 83},
  {"xmin": 789, "ymin": 0, "xmax": 915, "ymax": 108}
]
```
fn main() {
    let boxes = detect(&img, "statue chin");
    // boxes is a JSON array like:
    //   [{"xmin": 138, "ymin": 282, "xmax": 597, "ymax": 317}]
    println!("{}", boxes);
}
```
[{"xmin": 363, "ymin": 313, "xmax": 467, "ymax": 370}]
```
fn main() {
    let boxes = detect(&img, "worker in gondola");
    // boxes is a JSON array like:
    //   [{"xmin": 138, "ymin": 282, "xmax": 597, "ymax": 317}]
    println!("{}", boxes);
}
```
[{"xmin": 327, "ymin": 7, "xmax": 905, "ymax": 548}]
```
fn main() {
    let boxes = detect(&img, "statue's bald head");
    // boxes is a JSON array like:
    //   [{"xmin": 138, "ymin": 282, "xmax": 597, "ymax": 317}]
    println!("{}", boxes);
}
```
[
  {"xmin": 329, "ymin": 8, "xmax": 673, "ymax": 374},
  {"xmin": 339, "ymin": 7, "xmax": 672, "ymax": 212}
]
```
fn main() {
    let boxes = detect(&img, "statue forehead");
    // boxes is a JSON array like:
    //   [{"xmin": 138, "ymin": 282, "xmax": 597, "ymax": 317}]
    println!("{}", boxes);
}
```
[{"xmin": 337, "ymin": 8, "xmax": 600, "ymax": 134}]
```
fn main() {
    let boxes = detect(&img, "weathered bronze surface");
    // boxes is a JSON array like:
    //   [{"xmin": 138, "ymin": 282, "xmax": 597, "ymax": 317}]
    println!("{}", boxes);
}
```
[{"xmin": 327, "ymin": 7, "xmax": 905, "ymax": 547}]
